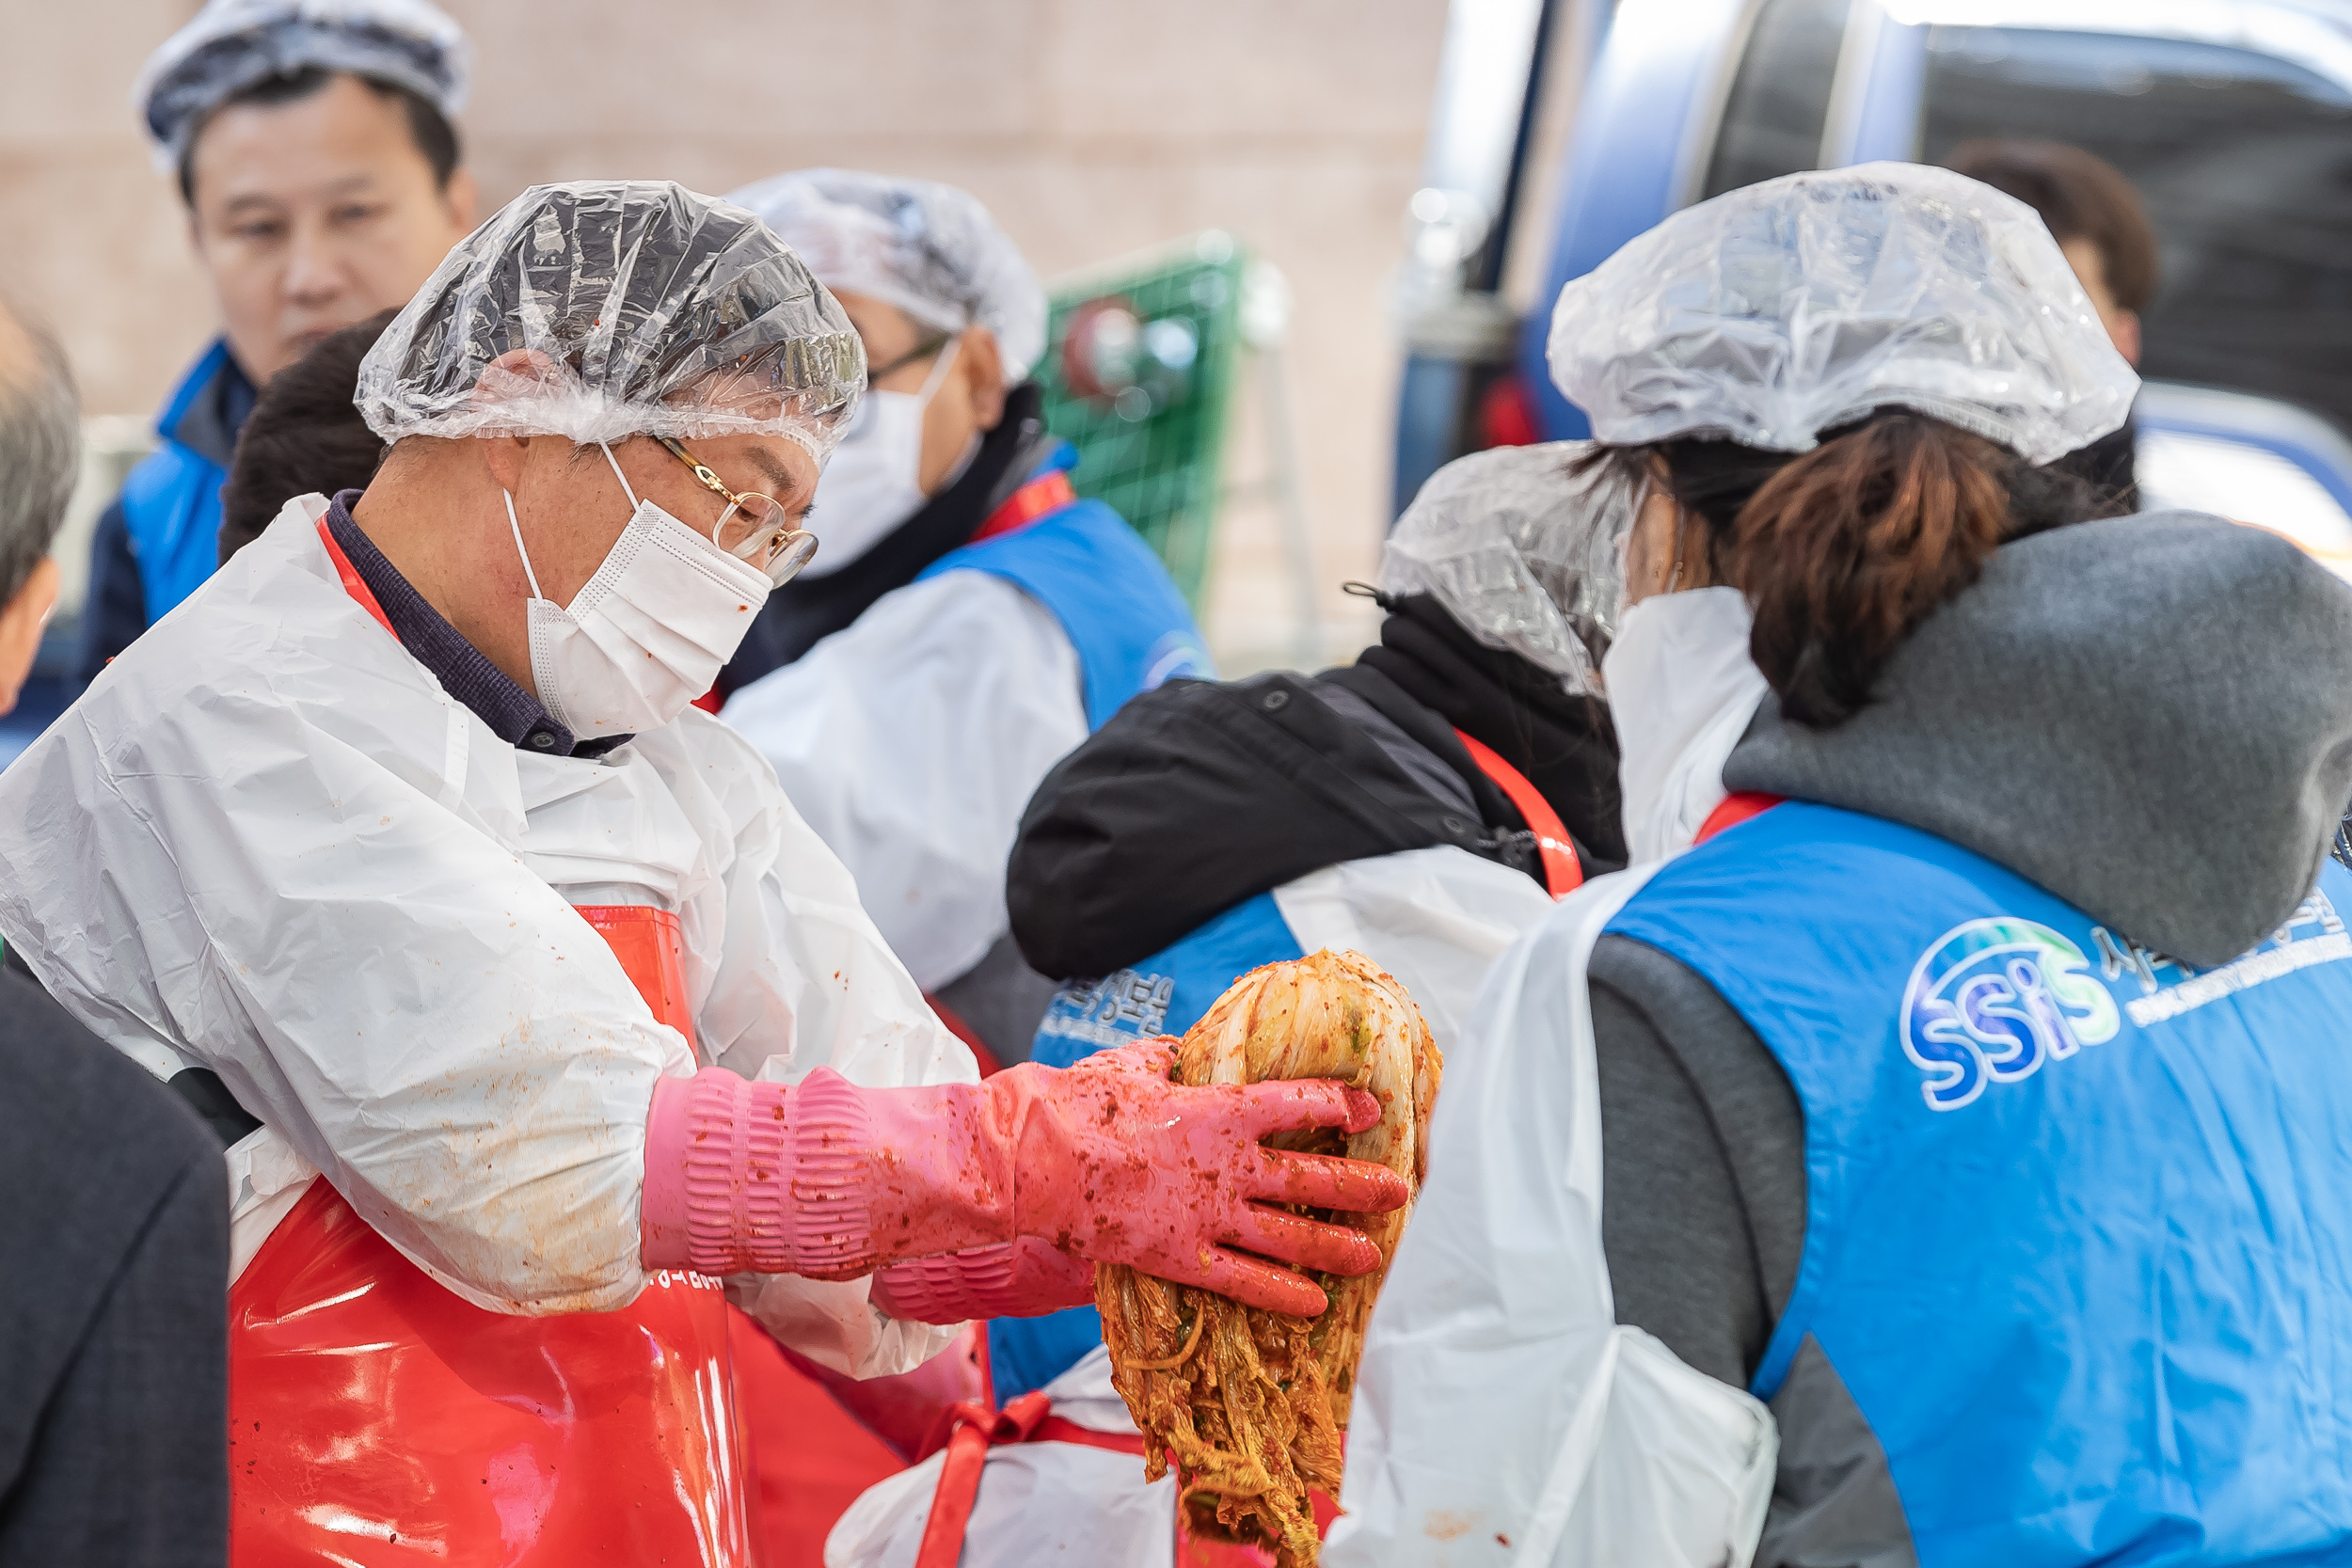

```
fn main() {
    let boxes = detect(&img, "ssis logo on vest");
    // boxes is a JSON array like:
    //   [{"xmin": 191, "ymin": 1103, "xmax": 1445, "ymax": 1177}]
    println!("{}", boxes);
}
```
[{"xmin": 1900, "ymin": 919, "xmax": 2121, "ymax": 1112}]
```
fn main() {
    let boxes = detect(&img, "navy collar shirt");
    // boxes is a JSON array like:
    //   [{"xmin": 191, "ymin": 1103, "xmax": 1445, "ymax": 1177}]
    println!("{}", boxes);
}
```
[{"xmin": 322, "ymin": 489, "xmax": 630, "ymax": 759}]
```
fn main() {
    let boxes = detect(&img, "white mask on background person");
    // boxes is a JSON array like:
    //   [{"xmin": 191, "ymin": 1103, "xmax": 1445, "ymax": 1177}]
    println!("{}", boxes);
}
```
[
  {"xmin": 1599, "ymin": 585, "xmax": 1770, "ymax": 864},
  {"xmin": 504, "ymin": 442, "xmax": 774, "ymax": 738},
  {"xmin": 799, "ymin": 337, "xmax": 969, "ymax": 578}
]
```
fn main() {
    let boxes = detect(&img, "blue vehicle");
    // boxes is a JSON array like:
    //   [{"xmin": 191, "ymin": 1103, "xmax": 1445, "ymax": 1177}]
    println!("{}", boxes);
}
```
[{"xmin": 1400, "ymin": 0, "xmax": 2352, "ymax": 563}]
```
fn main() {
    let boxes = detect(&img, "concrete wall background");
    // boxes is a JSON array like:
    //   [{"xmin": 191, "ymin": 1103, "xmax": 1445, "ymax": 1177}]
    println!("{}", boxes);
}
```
[{"xmin": 0, "ymin": 0, "xmax": 1470, "ymax": 670}]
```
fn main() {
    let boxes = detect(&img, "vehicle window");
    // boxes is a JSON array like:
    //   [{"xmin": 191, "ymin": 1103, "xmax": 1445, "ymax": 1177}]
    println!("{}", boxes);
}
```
[
  {"xmin": 1922, "ymin": 25, "xmax": 2352, "ymax": 436},
  {"xmin": 2138, "ymin": 430, "xmax": 2352, "ymax": 573},
  {"xmin": 1700, "ymin": 0, "xmax": 1852, "ymax": 200}
]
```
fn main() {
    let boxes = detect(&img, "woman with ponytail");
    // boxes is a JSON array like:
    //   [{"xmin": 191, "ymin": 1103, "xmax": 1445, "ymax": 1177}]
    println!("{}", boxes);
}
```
[{"xmin": 1327, "ymin": 164, "xmax": 2352, "ymax": 1568}]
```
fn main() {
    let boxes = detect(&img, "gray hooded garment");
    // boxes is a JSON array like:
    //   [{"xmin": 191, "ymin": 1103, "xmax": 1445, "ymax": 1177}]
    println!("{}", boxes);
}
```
[{"xmin": 1588, "ymin": 512, "xmax": 2352, "ymax": 1568}]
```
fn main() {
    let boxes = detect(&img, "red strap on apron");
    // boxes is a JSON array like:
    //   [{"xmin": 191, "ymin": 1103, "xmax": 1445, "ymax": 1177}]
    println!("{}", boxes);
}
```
[
  {"xmin": 910, "ymin": 1391, "xmax": 1156, "ymax": 1568},
  {"xmin": 1696, "ymin": 791, "xmax": 1785, "ymax": 844},
  {"xmin": 1029, "ymin": 1416, "xmax": 1148, "ymax": 1455},
  {"xmin": 316, "ymin": 515, "xmax": 395, "ymax": 637},
  {"xmin": 912, "ymin": 1392, "xmax": 1056, "ymax": 1568},
  {"xmin": 1454, "ymin": 729, "xmax": 1583, "ymax": 897},
  {"xmin": 967, "ymin": 467, "xmax": 1076, "ymax": 545}
]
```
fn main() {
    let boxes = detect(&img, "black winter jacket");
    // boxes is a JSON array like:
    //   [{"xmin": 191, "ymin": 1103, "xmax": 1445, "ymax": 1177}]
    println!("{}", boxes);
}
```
[{"xmin": 1007, "ymin": 594, "xmax": 1624, "ymax": 980}]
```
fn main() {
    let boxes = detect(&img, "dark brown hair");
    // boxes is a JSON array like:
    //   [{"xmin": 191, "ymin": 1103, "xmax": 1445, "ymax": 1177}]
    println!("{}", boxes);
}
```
[
  {"xmin": 1600, "ymin": 412, "xmax": 2110, "ymax": 728},
  {"xmin": 179, "ymin": 67, "xmax": 461, "ymax": 208},
  {"xmin": 1944, "ymin": 139, "xmax": 2159, "ymax": 313},
  {"xmin": 219, "ymin": 308, "xmax": 397, "ymax": 564}
]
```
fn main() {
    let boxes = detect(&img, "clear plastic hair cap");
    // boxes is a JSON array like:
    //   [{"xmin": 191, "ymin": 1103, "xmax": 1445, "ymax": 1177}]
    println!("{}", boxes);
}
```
[
  {"xmin": 135, "ymin": 0, "xmax": 472, "ymax": 171},
  {"xmin": 1380, "ymin": 440, "xmax": 1637, "ymax": 693},
  {"xmin": 726, "ymin": 169, "xmax": 1046, "ymax": 384},
  {"xmin": 1547, "ymin": 162, "xmax": 2137, "ymax": 466},
  {"xmin": 356, "ymin": 181, "xmax": 866, "ymax": 455}
]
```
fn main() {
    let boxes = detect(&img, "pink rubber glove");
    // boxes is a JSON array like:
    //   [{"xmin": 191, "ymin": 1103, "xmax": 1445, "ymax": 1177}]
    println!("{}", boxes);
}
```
[
  {"xmin": 640, "ymin": 1042, "xmax": 1406, "ymax": 1316},
  {"xmin": 870, "ymin": 1239, "xmax": 1096, "ymax": 1324}
]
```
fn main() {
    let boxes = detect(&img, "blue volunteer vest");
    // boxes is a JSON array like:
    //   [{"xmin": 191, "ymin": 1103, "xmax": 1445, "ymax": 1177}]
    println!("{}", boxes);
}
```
[
  {"xmin": 996, "ymin": 894, "xmax": 1307, "ymax": 1403},
  {"xmin": 120, "ymin": 341, "xmax": 239, "ymax": 626},
  {"xmin": 915, "ymin": 489, "xmax": 1211, "ymax": 732},
  {"xmin": 1609, "ymin": 801, "xmax": 2352, "ymax": 1566}
]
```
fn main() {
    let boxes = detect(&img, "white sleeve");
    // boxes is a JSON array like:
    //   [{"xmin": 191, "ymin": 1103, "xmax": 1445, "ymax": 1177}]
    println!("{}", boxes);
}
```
[
  {"xmin": 1323, "ymin": 867, "xmax": 1778, "ymax": 1568},
  {"xmin": 719, "ymin": 571, "xmax": 1089, "ymax": 990},
  {"xmin": 659, "ymin": 711, "xmax": 977, "ymax": 1376},
  {"xmin": 666, "ymin": 709, "xmax": 980, "ymax": 1095},
  {"xmin": 0, "ymin": 692, "xmax": 687, "ymax": 1318}
]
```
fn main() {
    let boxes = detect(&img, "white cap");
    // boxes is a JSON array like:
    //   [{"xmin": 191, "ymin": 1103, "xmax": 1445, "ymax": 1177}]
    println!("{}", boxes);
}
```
[
  {"xmin": 356, "ymin": 181, "xmax": 866, "ymax": 457},
  {"xmin": 1380, "ymin": 441, "xmax": 1637, "ymax": 695},
  {"xmin": 726, "ymin": 169, "xmax": 1046, "ymax": 383},
  {"xmin": 1546, "ymin": 162, "xmax": 2138, "ymax": 467},
  {"xmin": 135, "ymin": 0, "xmax": 471, "ymax": 173}
]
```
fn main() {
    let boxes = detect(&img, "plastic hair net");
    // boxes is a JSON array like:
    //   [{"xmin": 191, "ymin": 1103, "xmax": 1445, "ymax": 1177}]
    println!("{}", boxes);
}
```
[
  {"xmin": 356, "ymin": 181, "xmax": 866, "ymax": 455},
  {"xmin": 134, "ymin": 0, "xmax": 470, "ymax": 172},
  {"xmin": 726, "ymin": 169, "xmax": 1045, "ymax": 383},
  {"xmin": 1381, "ymin": 440, "xmax": 1636, "ymax": 695},
  {"xmin": 1546, "ymin": 162, "xmax": 2137, "ymax": 467}
]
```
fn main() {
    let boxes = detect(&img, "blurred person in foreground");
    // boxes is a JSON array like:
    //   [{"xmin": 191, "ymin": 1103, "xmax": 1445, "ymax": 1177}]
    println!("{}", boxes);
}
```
[
  {"xmin": 0, "ymin": 297, "xmax": 230, "ymax": 1566},
  {"xmin": 76, "ymin": 0, "xmax": 477, "ymax": 683},
  {"xmin": 826, "ymin": 446, "xmax": 1637, "ymax": 1567},
  {"xmin": 1947, "ymin": 138, "xmax": 2158, "ymax": 507},
  {"xmin": 716, "ymin": 171, "xmax": 1212, "ymax": 1070},
  {"xmin": 0, "ymin": 181, "xmax": 1404, "ymax": 1561},
  {"xmin": 1328, "ymin": 162, "xmax": 2352, "ymax": 1567}
]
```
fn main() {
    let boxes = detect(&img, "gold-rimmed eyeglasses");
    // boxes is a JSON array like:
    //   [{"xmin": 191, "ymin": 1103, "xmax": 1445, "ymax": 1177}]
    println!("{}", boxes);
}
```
[{"xmin": 656, "ymin": 436, "xmax": 819, "ymax": 586}]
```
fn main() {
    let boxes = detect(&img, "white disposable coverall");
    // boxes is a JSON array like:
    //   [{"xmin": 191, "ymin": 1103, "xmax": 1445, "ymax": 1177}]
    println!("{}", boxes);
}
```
[
  {"xmin": 826, "ymin": 842, "xmax": 1560, "ymax": 1567},
  {"xmin": 1324, "ymin": 587, "xmax": 1781, "ymax": 1567},
  {"xmin": 0, "ymin": 496, "xmax": 974, "ymax": 1372},
  {"xmin": 721, "ymin": 569, "xmax": 1088, "ymax": 991}
]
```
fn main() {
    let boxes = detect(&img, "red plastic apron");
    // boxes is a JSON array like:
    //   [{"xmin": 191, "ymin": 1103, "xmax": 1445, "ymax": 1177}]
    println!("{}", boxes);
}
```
[{"xmin": 227, "ymin": 901, "xmax": 759, "ymax": 1567}]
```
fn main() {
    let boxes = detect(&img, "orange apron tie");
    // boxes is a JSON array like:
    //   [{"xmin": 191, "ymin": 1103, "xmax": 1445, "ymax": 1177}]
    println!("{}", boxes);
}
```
[
  {"xmin": 967, "ymin": 467, "xmax": 1077, "ymax": 546},
  {"xmin": 1454, "ymin": 728, "xmax": 1584, "ymax": 897},
  {"xmin": 906, "ymin": 1390, "xmax": 1353, "ymax": 1567},
  {"xmin": 316, "ymin": 515, "xmax": 395, "ymax": 637},
  {"xmin": 911, "ymin": 1392, "xmax": 1054, "ymax": 1568},
  {"xmin": 1696, "ymin": 790, "xmax": 1785, "ymax": 843}
]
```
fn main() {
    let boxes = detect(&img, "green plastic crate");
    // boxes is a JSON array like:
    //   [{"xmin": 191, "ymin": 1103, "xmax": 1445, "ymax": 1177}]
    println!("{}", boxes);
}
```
[{"xmin": 1037, "ymin": 231, "xmax": 1248, "ymax": 610}]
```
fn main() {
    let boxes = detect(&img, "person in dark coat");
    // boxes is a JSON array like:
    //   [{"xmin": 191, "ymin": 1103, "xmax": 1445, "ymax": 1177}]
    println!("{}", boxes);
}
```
[{"xmin": 0, "ymin": 294, "xmax": 230, "ymax": 1567}]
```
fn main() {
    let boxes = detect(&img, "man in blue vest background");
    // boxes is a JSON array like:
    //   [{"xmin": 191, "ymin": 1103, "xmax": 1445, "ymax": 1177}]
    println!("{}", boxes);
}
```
[
  {"xmin": 717, "ymin": 169, "xmax": 1213, "ymax": 1072},
  {"xmin": 77, "ymin": 0, "xmax": 477, "ymax": 684}
]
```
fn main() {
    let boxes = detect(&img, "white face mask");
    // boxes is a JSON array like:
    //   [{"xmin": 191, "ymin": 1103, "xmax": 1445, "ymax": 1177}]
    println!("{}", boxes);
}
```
[
  {"xmin": 1599, "ymin": 585, "xmax": 1771, "ymax": 864},
  {"xmin": 505, "ymin": 442, "xmax": 773, "ymax": 738},
  {"xmin": 800, "ymin": 337, "xmax": 967, "ymax": 578}
]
